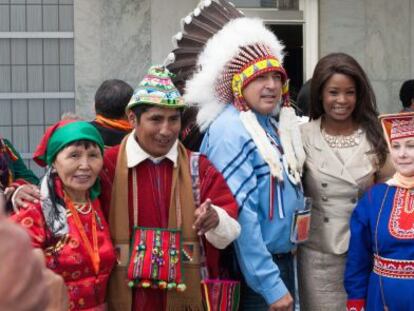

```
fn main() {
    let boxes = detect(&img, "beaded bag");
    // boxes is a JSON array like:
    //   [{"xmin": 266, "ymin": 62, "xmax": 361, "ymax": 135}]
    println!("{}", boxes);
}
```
[{"xmin": 127, "ymin": 227, "xmax": 186, "ymax": 291}]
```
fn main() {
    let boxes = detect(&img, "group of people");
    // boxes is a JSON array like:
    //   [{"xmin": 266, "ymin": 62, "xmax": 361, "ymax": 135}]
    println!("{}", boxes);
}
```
[{"xmin": 1, "ymin": 1, "xmax": 414, "ymax": 311}]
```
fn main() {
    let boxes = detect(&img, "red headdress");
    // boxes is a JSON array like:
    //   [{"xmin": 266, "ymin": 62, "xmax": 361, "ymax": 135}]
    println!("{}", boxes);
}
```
[{"xmin": 380, "ymin": 112, "xmax": 414, "ymax": 147}]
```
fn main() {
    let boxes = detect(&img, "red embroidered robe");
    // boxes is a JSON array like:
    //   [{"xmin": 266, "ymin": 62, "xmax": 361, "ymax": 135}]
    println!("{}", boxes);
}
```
[
  {"xmin": 11, "ymin": 179, "xmax": 116, "ymax": 311},
  {"xmin": 101, "ymin": 145, "xmax": 238, "ymax": 311}
]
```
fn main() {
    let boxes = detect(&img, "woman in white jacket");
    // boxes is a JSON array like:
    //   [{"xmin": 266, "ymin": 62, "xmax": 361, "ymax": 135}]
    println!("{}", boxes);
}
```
[{"xmin": 297, "ymin": 52, "xmax": 393, "ymax": 310}]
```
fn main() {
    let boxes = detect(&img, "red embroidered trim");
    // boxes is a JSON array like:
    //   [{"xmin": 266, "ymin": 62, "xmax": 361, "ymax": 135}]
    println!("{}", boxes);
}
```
[
  {"xmin": 168, "ymin": 233, "xmax": 178, "ymax": 282},
  {"xmin": 373, "ymin": 254, "xmax": 414, "ymax": 279},
  {"xmin": 346, "ymin": 299, "xmax": 365, "ymax": 311},
  {"xmin": 132, "ymin": 230, "xmax": 146, "ymax": 279},
  {"xmin": 269, "ymin": 175, "xmax": 274, "ymax": 220},
  {"xmin": 389, "ymin": 188, "xmax": 414, "ymax": 239},
  {"xmin": 201, "ymin": 280, "xmax": 241, "ymax": 311}
]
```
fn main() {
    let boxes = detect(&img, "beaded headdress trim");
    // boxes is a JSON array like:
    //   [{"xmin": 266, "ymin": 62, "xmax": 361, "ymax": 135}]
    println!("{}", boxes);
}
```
[
  {"xmin": 380, "ymin": 112, "xmax": 414, "ymax": 147},
  {"xmin": 231, "ymin": 56, "xmax": 288, "ymax": 111}
]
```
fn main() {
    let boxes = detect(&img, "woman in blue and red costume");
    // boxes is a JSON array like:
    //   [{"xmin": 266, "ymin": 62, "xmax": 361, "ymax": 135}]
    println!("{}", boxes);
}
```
[
  {"xmin": 345, "ymin": 112, "xmax": 414, "ymax": 311},
  {"xmin": 11, "ymin": 120, "xmax": 116, "ymax": 311}
]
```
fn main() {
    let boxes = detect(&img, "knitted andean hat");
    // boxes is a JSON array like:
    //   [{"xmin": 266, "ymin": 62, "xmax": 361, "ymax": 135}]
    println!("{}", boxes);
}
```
[{"xmin": 126, "ymin": 66, "xmax": 185, "ymax": 111}]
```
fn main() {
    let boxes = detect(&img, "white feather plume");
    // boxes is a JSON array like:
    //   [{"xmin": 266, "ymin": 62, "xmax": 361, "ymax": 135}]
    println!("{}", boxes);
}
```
[
  {"xmin": 278, "ymin": 106, "xmax": 306, "ymax": 183},
  {"xmin": 240, "ymin": 110, "xmax": 283, "ymax": 179}
]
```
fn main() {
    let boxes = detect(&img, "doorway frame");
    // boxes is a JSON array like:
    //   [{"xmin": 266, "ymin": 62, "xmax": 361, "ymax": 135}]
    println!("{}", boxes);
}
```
[{"xmin": 239, "ymin": 0, "xmax": 318, "ymax": 81}]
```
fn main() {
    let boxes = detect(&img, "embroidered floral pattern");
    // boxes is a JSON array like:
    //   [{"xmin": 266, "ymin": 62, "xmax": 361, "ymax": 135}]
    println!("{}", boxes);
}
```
[
  {"xmin": 69, "ymin": 237, "xmax": 79, "ymax": 249},
  {"xmin": 44, "ymin": 234, "xmax": 70, "ymax": 255},
  {"xmin": 21, "ymin": 216, "xmax": 34, "ymax": 228},
  {"xmin": 373, "ymin": 254, "xmax": 414, "ymax": 279},
  {"xmin": 389, "ymin": 188, "xmax": 414, "ymax": 239},
  {"xmin": 346, "ymin": 299, "xmax": 365, "ymax": 311},
  {"xmin": 71, "ymin": 271, "xmax": 81, "ymax": 280}
]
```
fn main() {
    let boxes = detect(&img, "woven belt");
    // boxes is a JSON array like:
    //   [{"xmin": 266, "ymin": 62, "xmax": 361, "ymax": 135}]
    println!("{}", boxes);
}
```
[{"xmin": 373, "ymin": 254, "xmax": 414, "ymax": 279}]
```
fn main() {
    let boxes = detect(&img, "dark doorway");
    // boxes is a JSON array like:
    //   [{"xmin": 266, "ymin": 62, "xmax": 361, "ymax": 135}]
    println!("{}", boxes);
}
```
[{"xmin": 267, "ymin": 24, "xmax": 303, "ymax": 103}]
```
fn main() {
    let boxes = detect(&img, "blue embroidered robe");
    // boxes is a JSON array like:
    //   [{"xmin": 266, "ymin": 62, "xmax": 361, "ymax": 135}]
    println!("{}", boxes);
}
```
[{"xmin": 345, "ymin": 183, "xmax": 414, "ymax": 311}]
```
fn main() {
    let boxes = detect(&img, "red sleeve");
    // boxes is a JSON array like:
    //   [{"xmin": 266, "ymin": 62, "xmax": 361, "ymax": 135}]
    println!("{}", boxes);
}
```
[
  {"xmin": 347, "ymin": 299, "xmax": 365, "ymax": 311},
  {"xmin": 198, "ymin": 154, "xmax": 238, "ymax": 219},
  {"xmin": 99, "ymin": 145, "xmax": 120, "ymax": 220},
  {"xmin": 10, "ymin": 179, "xmax": 30, "ymax": 188},
  {"xmin": 9, "ymin": 203, "xmax": 47, "ymax": 249}
]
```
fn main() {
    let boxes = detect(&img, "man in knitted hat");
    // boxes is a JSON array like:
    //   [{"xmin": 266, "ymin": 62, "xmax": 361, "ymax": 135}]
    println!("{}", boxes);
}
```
[
  {"xmin": 100, "ymin": 66, "xmax": 240, "ymax": 311},
  {"xmin": 184, "ymin": 17, "xmax": 306, "ymax": 311}
]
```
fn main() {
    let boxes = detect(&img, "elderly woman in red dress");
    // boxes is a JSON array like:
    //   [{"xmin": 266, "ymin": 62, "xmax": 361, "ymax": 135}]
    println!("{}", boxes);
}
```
[{"xmin": 11, "ymin": 120, "xmax": 116, "ymax": 311}]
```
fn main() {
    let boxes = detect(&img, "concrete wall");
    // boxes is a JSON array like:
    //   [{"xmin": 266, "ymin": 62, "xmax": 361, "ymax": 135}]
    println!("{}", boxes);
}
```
[
  {"xmin": 319, "ymin": 0, "xmax": 414, "ymax": 113},
  {"xmin": 73, "ymin": 0, "xmax": 414, "ymax": 116},
  {"xmin": 73, "ymin": 0, "xmax": 199, "ymax": 119},
  {"xmin": 74, "ymin": 0, "xmax": 151, "ymax": 118},
  {"xmin": 151, "ymin": 0, "xmax": 199, "ymax": 64}
]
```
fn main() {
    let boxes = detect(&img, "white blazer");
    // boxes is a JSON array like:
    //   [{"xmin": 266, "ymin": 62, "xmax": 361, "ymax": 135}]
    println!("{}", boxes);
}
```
[{"xmin": 300, "ymin": 118, "xmax": 394, "ymax": 254}]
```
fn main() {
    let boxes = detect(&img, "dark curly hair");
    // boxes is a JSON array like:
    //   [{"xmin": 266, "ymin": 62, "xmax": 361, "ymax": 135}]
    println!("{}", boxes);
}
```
[{"xmin": 309, "ymin": 52, "xmax": 387, "ymax": 167}]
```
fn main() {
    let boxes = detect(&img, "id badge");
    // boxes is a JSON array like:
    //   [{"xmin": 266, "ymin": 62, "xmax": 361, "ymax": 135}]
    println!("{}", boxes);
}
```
[{"xmin": 290, "ymin": 197, "xmax": 312, "ymax": 243}]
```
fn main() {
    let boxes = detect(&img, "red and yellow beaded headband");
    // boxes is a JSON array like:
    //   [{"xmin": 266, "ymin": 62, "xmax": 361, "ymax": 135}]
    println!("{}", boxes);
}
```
[{"xmin": 231, "ymin": 56, "xmax": 289, "ymax": 111}]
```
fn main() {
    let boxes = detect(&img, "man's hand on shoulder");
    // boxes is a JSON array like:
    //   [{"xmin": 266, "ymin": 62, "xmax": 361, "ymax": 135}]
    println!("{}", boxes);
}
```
[{"xmin": 12, "ymin": 184, "xmax": 41, "ymax": 209}]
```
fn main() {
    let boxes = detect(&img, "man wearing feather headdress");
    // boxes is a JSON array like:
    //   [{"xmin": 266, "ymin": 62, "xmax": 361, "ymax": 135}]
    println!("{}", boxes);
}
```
[{"xmin": 168, "ymin": 1, "xmax": 307, "ymax": 310}]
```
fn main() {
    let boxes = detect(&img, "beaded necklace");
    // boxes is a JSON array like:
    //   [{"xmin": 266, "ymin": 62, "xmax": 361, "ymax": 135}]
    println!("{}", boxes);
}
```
[
  {"xmin": 321, "ymin": 127, "xmax": 363, "ymax": 148},
  {"xmin": 73, "ymin": 201, "xmax": 92, "ymax": 214},
  {"xmin": 65, "ymin": 195, "xmax": 100, "ymax": 275}
]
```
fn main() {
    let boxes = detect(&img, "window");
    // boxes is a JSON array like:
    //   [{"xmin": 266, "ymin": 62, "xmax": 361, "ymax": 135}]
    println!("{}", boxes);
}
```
[
  {"xmin": 0, "ymin": 0, "xmax": 74, "ymax": 176},
  {"xmin": 231, "ymin": 0, "xmax": 299, "ymax": 10}
]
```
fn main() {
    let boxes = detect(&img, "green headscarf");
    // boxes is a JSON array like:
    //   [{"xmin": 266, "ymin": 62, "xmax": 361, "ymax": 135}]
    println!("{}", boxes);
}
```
[
  {"xmin": 45, "ymin": 121, "xmax": 104, "ymax": 165},
  {"xmin": 34, "ymin": 120, "xmax": 104, "ymax": 200}
]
